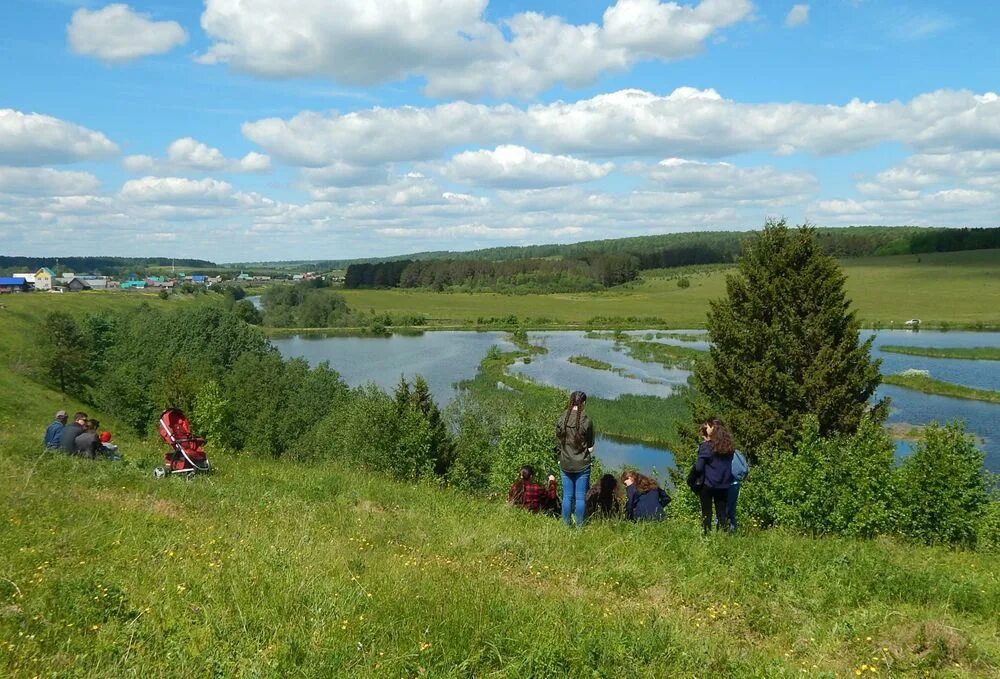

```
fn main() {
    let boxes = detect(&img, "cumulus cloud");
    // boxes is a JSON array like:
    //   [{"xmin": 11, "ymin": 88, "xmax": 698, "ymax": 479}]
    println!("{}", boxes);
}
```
[
  {"xmin": 68, "ymin": 4, "xmax": 188, "ymax": 63},
  {"xmin": 243, "ymin": 87, "xmax": 1000, "ymax": 168},
  {"xmin": 0, "ymin": 167, "xmax": 101, "ymax": 196},
  {"xmin": 120, "ymin": 176, "xmax": 238, "ymax": 204},
  {"xmin": 645, "ymin": 158, "xmax": 817, "ymax": 201},
  {"xmin": 784, "ymin": 4, "xmax": 809, "ymax": 28},
  {"xmin": 200, "ymin": 0, "xmax": 751, "ymax": 98},
  {"xmin": 123, "ymin": 137, "xmax": 271, "ymax": 174},
  {"xmin": 0, "ymin": 109, "xmax": 118, "ymax": 165},
  {"xmin": 444, "ymin": 145, "xmax": 613, "ymax": 188}
]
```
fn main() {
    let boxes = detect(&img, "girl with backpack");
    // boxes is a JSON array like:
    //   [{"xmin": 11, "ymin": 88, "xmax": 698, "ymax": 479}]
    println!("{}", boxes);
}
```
[
  {"xmin": 622, "ymin": 470, "xmax": 671, "ymax": 521},
  {"xmin": 694, "ymin": 418, "xmax": 736, "ymax": 534},
  {"xmin": 555, "ymin": 390, "xmax": 595, "ymax": 527}
]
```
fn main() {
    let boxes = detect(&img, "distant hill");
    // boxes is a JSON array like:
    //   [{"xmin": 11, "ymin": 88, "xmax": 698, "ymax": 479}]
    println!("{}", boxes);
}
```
[
  {"xmin": 0, "ymin": 256, "xmax": 217, "ymax": 277},
  {"xmin": 235, "ymin": 225, "xmax": 1000, "ymax": 270}
]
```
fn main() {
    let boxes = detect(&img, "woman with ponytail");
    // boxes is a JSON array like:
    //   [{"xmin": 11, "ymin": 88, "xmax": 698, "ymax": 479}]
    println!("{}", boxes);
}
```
[{"xmin": 555, "ymin": 390, "xmax": 595, "ymax": 527}]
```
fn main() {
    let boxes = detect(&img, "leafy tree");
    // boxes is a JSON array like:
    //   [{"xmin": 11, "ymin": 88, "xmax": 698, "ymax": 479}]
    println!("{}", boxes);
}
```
[
  {"xmin": 895, "ymin": 422, "xmax": 991, "ymax": 547},
  {"xmin": 37, "ymin": 311, "xmax": 90, "ymax": 395},
  {"xmin": 693, "ymin": 220, "xmax": 884, "ymax": 455}
]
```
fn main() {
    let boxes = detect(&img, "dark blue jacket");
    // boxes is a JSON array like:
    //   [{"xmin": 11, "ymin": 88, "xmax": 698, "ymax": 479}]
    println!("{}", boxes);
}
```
[
  {"xmin": 694, "ymin": 441, "xmax": 734, "ymax": 490},
  {"xmin": 44, "ymin": 421, "xmax": 64, "ymax": 448},
  {"xmin": 626, "ymin": 485, "xmax": 670, "ymax": 521}
]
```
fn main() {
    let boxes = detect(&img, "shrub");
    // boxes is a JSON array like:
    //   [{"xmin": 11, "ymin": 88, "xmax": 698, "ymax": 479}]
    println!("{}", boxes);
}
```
[
  {"xmin": 676, "ymin": 277, "xmax": 690, "ymax": 289},
  {"xmin": 741, "ymin": 415, "xmax": 896, "ymax": 537},
  {"xmin": 895, "ymin": 422, "xmax": 991, "ymax": 547}
]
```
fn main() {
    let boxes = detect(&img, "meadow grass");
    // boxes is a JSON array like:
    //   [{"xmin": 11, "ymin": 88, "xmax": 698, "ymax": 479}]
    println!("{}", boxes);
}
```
[
  {"xmin": 567, "ymin": 355, "xmax": 619, "ymax": 373},
  {"xmin": 335, "ymin": 250, "xmax": 1000, "ymax": 330},
  {"xmin": 883, "ymin": 374, "xmax": 1000, "ymax": 404},
  {"xmin": 881, "ymin": 346, "xmax": 1000, "ymax": 361}
]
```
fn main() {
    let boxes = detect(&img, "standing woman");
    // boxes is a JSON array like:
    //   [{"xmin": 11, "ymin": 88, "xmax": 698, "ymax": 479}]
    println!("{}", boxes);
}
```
[
  {"xmin": 555, "ymin": 390, "xmax": 595, "ymax": 527},
  {"xmin": 695, "ymin": 418, "xmax": 735, "ymax": 534}
]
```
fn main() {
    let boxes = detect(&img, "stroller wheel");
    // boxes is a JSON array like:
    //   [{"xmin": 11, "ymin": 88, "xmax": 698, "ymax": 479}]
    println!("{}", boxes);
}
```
[{"xmin": 153, "ymin": 467, "xmax": 166, "ymax": 479}]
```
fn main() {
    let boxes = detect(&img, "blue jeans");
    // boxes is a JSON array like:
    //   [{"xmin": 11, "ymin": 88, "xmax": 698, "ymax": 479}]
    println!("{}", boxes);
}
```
[
  {"xmin": 561, "ymin": 468, "xmax": 590, "ymax": 527},
  {"xmin": 726, "ymin": 483, "xmax": 741, "ymax": 531}
]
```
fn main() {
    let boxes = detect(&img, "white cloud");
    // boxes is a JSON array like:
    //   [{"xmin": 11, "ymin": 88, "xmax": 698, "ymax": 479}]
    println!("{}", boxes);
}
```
[
  {"xmin": 444, "ymin": 145, "xmax": 613, "ymax": 188},
  {"xmin": 0, "ymin": 109, "xmax": 118, "ymax": 165},
  {"xmin": 0, "ymin": 167, "xmax": 101, "ymax": 196},
  {"xmin": 200, "ymin": 0, "xmax": 751, "ymax": 98},
  {"xmin": 645, "ymin": 158, "xmax": 817, "ymax": 200},
  {"xmin": 784, "ymin": 4, "xmax": 809, "ymax": 28},
  {"xmin": 120, "ymin": 176, "xmax": 237, "ymax": 204},
  {"xmin": 243, "ymin": 87, "xmax": 1000, "ymax": 168},
  {"xmin": 124, "ymin": 138, "xmax": 271, "ymax": 174},
  {"xmin": 68, "ymin": 4, "xmax": 188, "ymax": 63}
]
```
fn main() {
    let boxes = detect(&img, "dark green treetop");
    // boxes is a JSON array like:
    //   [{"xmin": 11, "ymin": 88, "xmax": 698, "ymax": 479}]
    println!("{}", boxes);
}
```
[{"xmin": 693, "ymin": 220, "xmax": 884, "ymax": 456}]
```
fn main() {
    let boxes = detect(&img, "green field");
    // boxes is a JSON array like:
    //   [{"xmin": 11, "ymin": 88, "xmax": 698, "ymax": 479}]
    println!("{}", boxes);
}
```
[
  {"xmin": 337, "ymin": 249, "xmax": 1000, "ymax": 329},
  {"xmin": 2, "ymin": 278, "xmax": 1000, "ymax": 677}
]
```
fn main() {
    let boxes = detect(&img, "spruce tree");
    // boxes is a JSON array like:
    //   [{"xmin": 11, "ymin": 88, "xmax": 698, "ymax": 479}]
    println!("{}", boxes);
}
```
[{"xmin": 693, "ymin": 220, "xmax": 884, "ymax": 456}]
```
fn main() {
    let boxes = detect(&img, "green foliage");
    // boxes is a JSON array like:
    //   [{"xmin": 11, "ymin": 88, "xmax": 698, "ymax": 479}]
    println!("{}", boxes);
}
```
[
  {"xmin": 488, "ymin": 405, "xmax": 561, "ymax": 496},
  {"xmin": 741, "ymin": 416, "xmax": 896, "ymax": 537},
  {"xmin": 694, "ymin": 220, "xmax": 884, "ymax": 456},
  {"xmin": 978, "ymin": 493, "xmax": 1000, "ymax": 553},
  {"xmin": 36, "ymin": 311, "xmax": 90, "ymax": 395},
  {"xmin": 231, "ymin": 299, "xmax": 262, "ymax": 325},
  {"xmin": 191, "ymin": 379, "xmax": 229, "ymax": 453},
  {"xmin": 895, "ymin": 422, "xmax": 991, "ymax": 548},
  {"xmin": 676, "ymin": 277, "xmax": 691, "ymax": 289}
]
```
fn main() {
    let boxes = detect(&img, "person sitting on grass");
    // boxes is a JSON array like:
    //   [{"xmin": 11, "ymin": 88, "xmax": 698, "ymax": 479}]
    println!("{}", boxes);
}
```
[
  {"xmin": 59, "ymin": 412, "xmax": 87, "ymax": 455},
  {"xmin": 508, "ymin": 465, "xmax": 558, "ymax": 513},
  {"xmin": 43, "ymin": 410, "xmax": 67, "ymax": 449},
  {"xmin": 622, "ymin": 470, "xmax": 671, "ymax": 521},
  {"xmin": 585, "ymin": 473, "xmax": 623, "ymax": 519},
  {"xmin": 74, "ymin": 418, "xmax": 102, "ymax": 460},
  {"xmin": 99, "ymin": 430, "xmax": 122, "ymax": 461}
]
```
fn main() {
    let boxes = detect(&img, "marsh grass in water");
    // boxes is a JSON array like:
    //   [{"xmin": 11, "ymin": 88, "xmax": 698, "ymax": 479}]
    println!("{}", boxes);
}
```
[
  {"xmin": 881, "ymin": 345, "xmax": 1000, "ymax": 361},
  {"xmin": 883, "ymin": 373, "xmax": 1000, "ymax": 404}
]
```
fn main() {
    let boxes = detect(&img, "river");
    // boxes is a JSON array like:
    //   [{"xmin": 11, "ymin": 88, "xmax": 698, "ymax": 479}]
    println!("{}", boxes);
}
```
[{"xmin": 270, "ymin": 329, "xmax": 1000, "ymax": 474}]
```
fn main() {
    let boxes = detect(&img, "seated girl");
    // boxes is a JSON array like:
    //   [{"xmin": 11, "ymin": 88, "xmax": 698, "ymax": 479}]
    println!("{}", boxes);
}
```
[
  {"xmin": 622, "ymin": 470, "xmax": 671, "ymax": 521},
  {"xmin": 508, "ymin": 465, "xmax": 558, "ymax": 513},
  {"xmin": 585, "ymin": 473, "xmax": 623, "ymax": 519}
]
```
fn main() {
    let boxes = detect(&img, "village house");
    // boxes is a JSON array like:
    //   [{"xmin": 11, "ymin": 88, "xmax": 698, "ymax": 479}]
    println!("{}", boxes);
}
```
[
  {"xmin": 0, "ymin": 277, "xmax": 29, "ymax": 293},
  {"xmin": 13, "ymin": 272, "xmax": 36, "ymax": 287},
  {"xmin": 65, "ymin": 277, "xmax": 91, "ymax": 292},
  {"xmin": 34, "ymin": 268, "xmax": 55, "ymax": 291}
]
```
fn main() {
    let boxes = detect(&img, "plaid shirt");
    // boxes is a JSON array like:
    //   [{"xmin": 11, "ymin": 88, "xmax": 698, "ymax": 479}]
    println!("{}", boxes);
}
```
[{"xmin": 508, "ymin": 479, "xmax": 557, "ymax": 512}]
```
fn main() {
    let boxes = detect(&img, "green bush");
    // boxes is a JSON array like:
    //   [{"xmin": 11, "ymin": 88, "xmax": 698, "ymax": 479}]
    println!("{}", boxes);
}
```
[
  {"xmin": 742, "ymin": 415, "xmax": 896, "ymax": 537},
  {"xmin": 978, "ymin": 495, "xmax": 1000, "ymax": 553},
  {"xmin": 895, "ymin": 422, "xmax": 991, "ymax": 547}
]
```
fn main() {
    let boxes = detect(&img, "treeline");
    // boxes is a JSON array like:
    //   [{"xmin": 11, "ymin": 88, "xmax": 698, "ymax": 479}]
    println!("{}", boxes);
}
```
[
  {"xmin": 0, "ymin": 256, "xmax": 216, "ymax": 276},
  {"xmin": 345, "ymin": 254, "xmax": 639, "ymax": 291},
  {"xmin": 261, "ymin": 279, "xmax": 426, "ymax": 329},
  {"xmin": 340, "ymin": 226, "xmax": 1000, "ymax": 290}
]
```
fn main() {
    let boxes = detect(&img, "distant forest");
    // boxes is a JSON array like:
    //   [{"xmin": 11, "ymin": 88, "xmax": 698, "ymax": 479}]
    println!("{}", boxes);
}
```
[
  {"xmin": 343, "ymin": 226, "xmax": 1000, "ymax": 291},
  {"xmin": 345, "ymin": 254, "xmax": 640, "ymax": 292},
  {"xmin": 0, "ymin": 256, "xmax": 216, "ymax": 277}
]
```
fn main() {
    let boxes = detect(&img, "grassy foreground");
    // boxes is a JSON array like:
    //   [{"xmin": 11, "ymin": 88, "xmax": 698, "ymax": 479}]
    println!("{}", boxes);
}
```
[
  {"xmin": 881, "ymin": 346, "xmax": 1000, "ymax": 361},
  {"xmin": 2, "ymin": 431, "xmax": 1000, "ymax": 677},
  {"xmin": 883, "ymin": 373, "xmax": 1000, "ymax": 404},
  {"xmin": 336, "ymin": 250, "xmax": 1000, "ymax": 329}
]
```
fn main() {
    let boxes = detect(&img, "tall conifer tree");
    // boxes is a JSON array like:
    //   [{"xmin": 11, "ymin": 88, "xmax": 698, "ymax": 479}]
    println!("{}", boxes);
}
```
[{"xmin": 693, "ymin": 220, "xmax": 884, "ymax": 456}]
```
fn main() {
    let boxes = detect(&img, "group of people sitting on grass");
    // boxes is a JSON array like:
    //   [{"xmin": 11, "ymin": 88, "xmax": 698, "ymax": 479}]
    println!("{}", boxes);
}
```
[
  {"xmin": 508, "ymin": 390, "xmax": 749, "ymax": 534},
  {"xmin": 43, "ymin": 410, "xmax": 121, "ymax": 460}
]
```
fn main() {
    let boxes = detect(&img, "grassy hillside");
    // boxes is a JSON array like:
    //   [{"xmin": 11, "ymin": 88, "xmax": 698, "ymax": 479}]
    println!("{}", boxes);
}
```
[
  {"xmin": 1, "ymin": 288, "xmax": 999, "ymax": 677},
  {"xmin": 336, "ymin": 249, "xmax": 1000, "ymax": 329}
]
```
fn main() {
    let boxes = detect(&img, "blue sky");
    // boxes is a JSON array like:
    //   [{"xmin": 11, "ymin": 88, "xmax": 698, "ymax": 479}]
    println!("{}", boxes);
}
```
[{"xmin": 1, "ymin": 0, "xmax": 999, "ymax": 262}]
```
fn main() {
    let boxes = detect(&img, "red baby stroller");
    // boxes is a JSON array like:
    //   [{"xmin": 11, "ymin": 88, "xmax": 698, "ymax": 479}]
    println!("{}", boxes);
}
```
[{"xmin": 154, "ymin": 408, "xmax": 212, "ymax": 478}]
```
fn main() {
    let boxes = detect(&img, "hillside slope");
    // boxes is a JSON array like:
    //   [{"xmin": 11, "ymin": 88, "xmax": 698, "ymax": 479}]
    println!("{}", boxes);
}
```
[{"xmin": 1, "ymin": 396, "xmax": 998, "ymax": 676}]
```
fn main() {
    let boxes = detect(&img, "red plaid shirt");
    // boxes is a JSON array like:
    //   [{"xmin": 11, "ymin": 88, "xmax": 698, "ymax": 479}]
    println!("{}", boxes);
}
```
[{"xmin": 508, "ymin": 479, "xmax": 557, "ymax": 512}]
